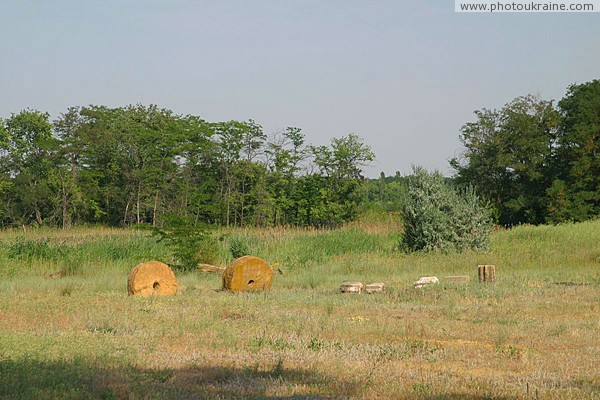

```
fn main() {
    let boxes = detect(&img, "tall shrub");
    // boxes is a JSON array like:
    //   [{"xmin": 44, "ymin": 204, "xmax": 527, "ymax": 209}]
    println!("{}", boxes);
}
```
[
  {"xmin": 152, "ymin": 214, "xmax": 218, "ymax": 269},
  {"xmin": 400, "ymin": 166, "xmax": 493, "ymax": 252}
]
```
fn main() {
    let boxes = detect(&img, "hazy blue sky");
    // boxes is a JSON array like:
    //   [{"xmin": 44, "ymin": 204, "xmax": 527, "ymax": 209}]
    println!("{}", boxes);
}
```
[{"xmin": 1, "ymin": 1, "xmax": 599, "ymax": 176}]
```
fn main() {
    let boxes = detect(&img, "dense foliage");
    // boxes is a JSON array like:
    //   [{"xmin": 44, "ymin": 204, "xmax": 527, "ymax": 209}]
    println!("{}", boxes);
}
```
[
  {"xmin": 0, "ymin": 105, "xmax": 377, "ymax": 228},
  {"xmin": 150, "ymin": 214, "xmax": 219, "ymax": 268},
  {"xmin": 400, "ymin": 166, "xmax": 493, "ymax": 252},
  {"xmin": 451, "ymin": 80, "xmax": 600, "ymax": 226},
  {"xmin": 1, "ymin": 79, "xmax": 598, "ymax": 230}
]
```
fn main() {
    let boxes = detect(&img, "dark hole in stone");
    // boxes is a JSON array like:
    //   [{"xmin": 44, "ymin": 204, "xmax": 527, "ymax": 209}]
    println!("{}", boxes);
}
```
[
  {"xmin": 153, "ymin": 281, "xmax": 160, "ymax": 290},
  {"xmin": 248, "ymin": 280, "xmax": 255, "ymax": 285}
]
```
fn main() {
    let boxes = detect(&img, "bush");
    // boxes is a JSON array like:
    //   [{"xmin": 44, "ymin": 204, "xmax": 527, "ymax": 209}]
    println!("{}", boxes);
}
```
[
  {"xmin": 152, "ymin": 214, "xmax": 218, "ymax": 269},
  {"xmin": 229, "ymin": 237, "xmax": 250, "ymax": 259},
  {"xmin": 399, "ymin": 166, "xmax": 493, "ymax": 252}
]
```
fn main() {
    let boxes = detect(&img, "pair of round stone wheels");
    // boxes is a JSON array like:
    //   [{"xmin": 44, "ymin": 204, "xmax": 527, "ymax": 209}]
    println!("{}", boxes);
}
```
[{"xmin": 127, "ymin": 256, "xmax": 273, "ymax": 296}]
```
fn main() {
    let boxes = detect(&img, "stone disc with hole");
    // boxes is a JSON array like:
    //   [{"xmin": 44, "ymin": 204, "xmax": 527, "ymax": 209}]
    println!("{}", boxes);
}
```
[
  {"xmin": 127, "ymin": 261, "xmax": 178, "ymax": 296},
  {"xmin": 222, "ymin": 256, "xmax": 273, "ymax": 292}
]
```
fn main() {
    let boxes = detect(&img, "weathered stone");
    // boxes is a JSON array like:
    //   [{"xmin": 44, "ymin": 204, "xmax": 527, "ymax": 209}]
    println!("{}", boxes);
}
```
[
  {"xmin": 199, "ymin": 263, "xmax": 226, "ymax": 273},
  {"xmin": 127, "ymin": 261, "xmax": 178, "ymax": 296},
  {"xmin": 413, "ymin": 276, "xmax": 439, "ymax": 288},
  {"xmin": 340, "ymin": 282, "xmax": 364, "ymax": 294},
  {"xmin": 478, "ymin": 265, "xmax": 496, "ymax": 283},
  {"xmin": 444, "ymin": 275, "xmax": 470, "ymax": 283},
  {"xmin": 222, "ymin": 256, "xmax": 273, "ymax": 292},
  {"xmin": 365, "ymin": 282, "xmax": 386, "ymax": 293}
]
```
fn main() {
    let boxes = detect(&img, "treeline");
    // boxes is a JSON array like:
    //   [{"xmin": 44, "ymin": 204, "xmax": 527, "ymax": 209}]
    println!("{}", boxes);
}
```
[
  {"xmin": 451, "ymin": 79, "xmax": 600, "ymax": 226},
  {"xmin": 0, "ymin": 105, "xmax": 383, "ymax": 228},
  {"xmin": 2, "ymin": 79, "xmax": 598, "ymax": 229}
]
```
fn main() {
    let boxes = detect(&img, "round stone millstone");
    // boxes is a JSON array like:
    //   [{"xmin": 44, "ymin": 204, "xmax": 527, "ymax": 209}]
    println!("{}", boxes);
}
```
[
  {"xmin": 127, "ymin": 261, "xmax": 178, "ymax": 296},
  {"xmin": 222, "ymin": 256, "xmax": 273, "ymax": 292}
]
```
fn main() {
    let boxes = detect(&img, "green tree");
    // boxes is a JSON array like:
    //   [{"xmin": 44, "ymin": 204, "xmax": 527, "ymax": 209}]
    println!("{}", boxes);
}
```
[
  {"xmin": 70, "ymin": 105, "xmax": 205, "ymax": 226},
  {"xmin": 0, "ymin": 120, "xmax": 11, "ymax": 222},
  {"xmin": 311, "ymin": 133, "xmax": 375, "ymax": 180},
  {"xmin": 548, "ymin": 80, "xmax": 600, "ymax": 222},
  {"xmin": 360, "ymin": 171, "xmax": 405, "ymax": 213},
  {"xmin": 451, "ymin": 95, "xmax": 560, "ymax": 225},
  {"xmin": 0, "ymin": 109, "xmax": 59, "ymax": 225},
  {"xmin": 53, "ymin": 107, "xmax": 94, "ymax": 227},
  {"xmin": 265, "ymin": 127, "xmax": 307, "ymax": 225},
  {"xmin": 213, "ymin": 120, "xmax": 268, "ymax": 226},
  {"xmin": 310, "ymin": 134, "xmax": 375, "ymax": 226}
]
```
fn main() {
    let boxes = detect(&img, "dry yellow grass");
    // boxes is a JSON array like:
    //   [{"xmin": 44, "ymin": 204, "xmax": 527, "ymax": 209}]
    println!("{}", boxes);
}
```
[{"xmin": 0, "ymin": 220, "xmax": 599, "ymax": 399}]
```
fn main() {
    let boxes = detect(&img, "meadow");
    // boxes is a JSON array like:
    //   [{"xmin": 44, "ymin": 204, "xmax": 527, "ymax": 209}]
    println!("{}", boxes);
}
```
[{"xmin": 0, "ymin": 217, "xmax": 599, "ymax": 399}]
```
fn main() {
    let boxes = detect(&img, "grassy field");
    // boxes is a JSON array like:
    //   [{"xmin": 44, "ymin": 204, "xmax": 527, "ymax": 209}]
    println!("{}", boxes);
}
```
[{"xmin": 0, "ymin": 217, "xmax": 599, "ymax": 399}]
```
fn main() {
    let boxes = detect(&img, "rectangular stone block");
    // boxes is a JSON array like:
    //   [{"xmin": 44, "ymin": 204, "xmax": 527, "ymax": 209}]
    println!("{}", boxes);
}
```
[
  {"xmin": 478, "ymin": 265, "xmax": 496, "ymax": 283},
  {"xmin": 365, "ymin": 282, "xmax": 386, "ymax": 293},
  {"xmin": 444, "ymin": 275, "xmax": 470, "ymax": 283},
  {"xmin": 340, "ymin": 282, "xmax": 363, "ymax": 294}
]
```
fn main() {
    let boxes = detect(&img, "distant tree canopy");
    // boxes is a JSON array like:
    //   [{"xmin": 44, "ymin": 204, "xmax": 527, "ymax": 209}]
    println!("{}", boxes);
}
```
[
  {"xmin": 1, "ymin": 79, "xmax": 597, "ymax": 229},
  {"xmin": 0, "ymin": 104, "xmax": 383, "ymax": 228},
  {"xmin": 451, "ymin": 79, "xmax": 600, "ymax": 226}
]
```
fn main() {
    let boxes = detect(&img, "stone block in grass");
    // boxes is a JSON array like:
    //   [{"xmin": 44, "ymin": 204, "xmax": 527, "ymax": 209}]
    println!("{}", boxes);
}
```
[
  {"xmin": 413, "ymin": 276, "xmax": 439, "ymax": 288},
  {"xmin": 444, "ymin": 275, "xmax": 470, "ymax": 283},
  {"xmin": 478, "ymin": 265, "xmax": 496, "ymax": 283},
  {"xmin": 340, "ymin": 282, "xmax": 364, "ymax": 294},
  {"xmin": 365, "ymin": 282, "xmax": 386, "ymax": 293}
]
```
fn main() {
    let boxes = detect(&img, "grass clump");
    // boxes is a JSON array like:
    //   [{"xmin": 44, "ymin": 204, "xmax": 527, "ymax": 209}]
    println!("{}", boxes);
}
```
[{"xmin": 6, "ymin": 237, "xmax": 65, "ymax": 260}]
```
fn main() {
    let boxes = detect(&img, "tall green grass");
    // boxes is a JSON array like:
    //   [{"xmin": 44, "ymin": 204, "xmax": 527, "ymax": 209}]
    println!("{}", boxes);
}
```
[
  {"xmin": 0, "ymin": 230, "xmax": 167, "ymax": 278},
  {"xmin": 1, "ymin": 218, "xmax": 597, "ymax": 293}
]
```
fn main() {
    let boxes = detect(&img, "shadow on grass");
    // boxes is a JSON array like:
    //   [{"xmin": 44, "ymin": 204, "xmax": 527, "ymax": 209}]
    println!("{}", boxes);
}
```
[
  {"xmin": 0, "ymin": 357, "xmax": 544, "ymax": 399},
  {"xmin": 419, "ymin": 396, "xmax": 516, "ymax": 400},
  {"xmin": 0, "ymin": 357, "xmax": 360, "ymax": 399}
]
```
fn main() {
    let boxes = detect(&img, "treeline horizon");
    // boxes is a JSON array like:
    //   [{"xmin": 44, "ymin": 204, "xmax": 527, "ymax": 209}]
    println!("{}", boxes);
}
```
[
  {"xmin": 0, "ymin": 104, "xmax": 398, "ymax": 228},
  {"xmin": 0, "ymin": 79, "xmax": 598, "ymax": 229}
]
